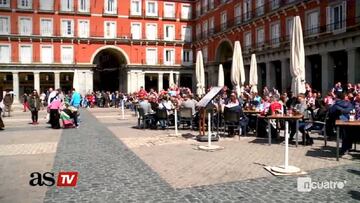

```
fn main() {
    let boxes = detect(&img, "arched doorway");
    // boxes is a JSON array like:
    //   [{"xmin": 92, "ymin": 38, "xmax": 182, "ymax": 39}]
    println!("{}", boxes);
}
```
[
  {"xmin": 215, "ymin": 40, "xmax": 233, "ymax": 88},
  {"xmin": 92, "ymin": 47, "xmax": 128, "ymax": 92}
]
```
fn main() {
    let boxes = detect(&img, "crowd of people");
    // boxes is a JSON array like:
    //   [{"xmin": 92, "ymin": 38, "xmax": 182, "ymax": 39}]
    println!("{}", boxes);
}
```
[{"xmin": 1, "ymin": 81, "xmax": 359, "ymax": 157}]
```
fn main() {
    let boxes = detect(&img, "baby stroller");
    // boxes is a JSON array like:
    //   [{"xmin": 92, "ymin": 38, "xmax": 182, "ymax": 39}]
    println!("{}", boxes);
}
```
[{"xmin": 60, "ymin": 109, "xmax": 76, "ymax": 128}]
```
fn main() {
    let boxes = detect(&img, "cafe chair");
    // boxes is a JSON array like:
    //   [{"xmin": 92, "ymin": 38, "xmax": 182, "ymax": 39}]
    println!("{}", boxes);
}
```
[
  {"xmin": 304, "ymin": 111, "xmax": 329, "ymax": 146},
  {"xmin": 137, "ymin": 108, "xmax": 152, "ymax": 129},
  {"xmin": 156, "ymin": 108, "xmax": 169, "ymax": 129},
  {"xmin": 179, "ymin": 108, "xmax": 193, "ymax": 130},
  {"xmin": 223, "ymin": 109, "xmax": 241, "ymax": 138}
]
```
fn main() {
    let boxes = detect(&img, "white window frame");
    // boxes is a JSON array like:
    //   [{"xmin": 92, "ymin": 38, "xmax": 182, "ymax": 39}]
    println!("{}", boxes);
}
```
[
  {"xmin": 0, "ymin": 44, "xmax": 11, "ymax": 63},
  {"xmin": 209, "ymin": 0, "xmax": 214, "ymax": 10},
  {"xmin": 244, "ymin": 31, "xmax": 252, "ymax": 49},
  {"xmin": 209, "ymin": 17, "xmax": 214, "ymax": 35},
  {"xmin": 196, "ymin": 2, "xmax": 201, "ymax": 17},
  {"xmin": 234, "ymin": 4, "xmax": 241, "ymax": 25},
  {"xmin": 286, "ymin": 17, "xmax": 294, "ymax": 39},
  {"xmin": 164, "ymin": 2, "xmax": 175, "ymax": 19},
  {"xmin": 196, "ymin": 23, "xmax": 201, "ymax": 39},
  {"xmin": 40, "ymin": 0, "xmax": 54, "ymax": 11},
  {"xmin": 104, "ymin": 21, "xmax": 117, "ymax": 38},
  {"xmin": 19, "ymin": 44, "xmax": 33, "ymax": 64},
  {"xmin": 78, "ymin": 19, "xmax": 90, "ymax": 38},
  {"xmin": 182, "ymin": 49, "xmax": 193, "ymax": 65},
  {"xmin": 146, "ymin": 23, "xmax": 157, "ymax": 40},
  {"xmin": 0, "ymin": 16, "xmax": 10, "ymax": 35},
  {"xmin": 244, "ymin": 0, "xmax": 252, "ymax": 21},
  {"xmin": 40, "ymin": 18, "xmax": 53, "ymax": 36},
  {"xmin": 146, "ymin": 1, "xmax": 158, "ymax": 17},
  {"xmin": 163, "ymin": 48, "xmax": 175, "ymax": 65},
  {"xmin": 78, "ymin": 0, "xmax": 90, "ymax": 13},
  {"xmin": 306, "ymin": 9, "xmax": 319, "ymax": 36},
  {"xmin": 271, "ymin": 0, "xmax": 280, "ymax": 10},
  {"xmin": 61, "ymin": 19, "xmax": 74, "ymax": 37},
  {"xmin": 131, "ymin": 0, "xmax": 142, "ymax": 16},
  {"xmin": 61, "ymin": 45, "xmax": 74, "ymax": 64},
  {"xmin": 202, "ymin": 20, "xmax": 208, "ymax": 38},
  {"xmin": 131, "ymin": 22, "xmax": 142, "ymax": 40},
  {"xmin": 40, "ymin": 45, "xmax": 54, "ymax": 64},
  {"xmin": 18, "ymin": 16, "xmax": 32, "ymax": 36},
  {"xmin": 181, "ymin": 25, "xmax": 192, "ymax": 42},
  {"xmin": 18, "ymin": 0, "xmax": 32, "ymax": 9},
  {"xmin": 327, "ymin": 1, "xmax": 347, "ymax": 33},
  {"xmin": 256, "ymin": 0, "xmax": 264, "ymax": 16},
  {"xmin": 104, "ymin": 0, "xmax": 117, "ymax": 14},
  {"xmin": 256, "ymin": 27, "xmax": 264, "ymax": 47},
  {"xmin": 270, "ymin": 21, "xmax": 280, "ymax": 47},
  {"xmin": 181, "ymin": 4, "xmax": 191, "ymax": 20},
  {"xmin": 61, "ymin": 0, "xmax": 74, "ymax": 12},
  {"xmin": 221, "ymin": 11, "xmax": 227, "ymax": 31},
  {"xmin": 146, "ymin": 47, "xmax": 158, "ymax": 65},
  {"xmin": 0, "ymin": 0, "xmax": 10, "ymax": 8},
  {"xmin": 202, "ymin": 0, "xmax": 208, "ymax": 13},
  {"xmin": 164, "ymin": 24, "xmax": 175, "ymax": 41}
]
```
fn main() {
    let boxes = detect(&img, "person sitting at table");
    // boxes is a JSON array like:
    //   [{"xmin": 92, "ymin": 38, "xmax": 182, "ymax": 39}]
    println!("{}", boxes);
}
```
[
  {"xmin": 224, "ymin": 93, "xmax": 248, "ymax": 136},
  {"xmin": 289, "ymin": 94, "xmax": 310, "ymax": 144},
  {"xmin": 138, "ymin": 96, "xmax": 155, "ymax": 128},
  {"xmin": 180, "ymin": 94, "xmax": 197, "ymax": 115},
  {"xmin": 158, "ymin": 95, "xmax": 175, "ymax": 127}
]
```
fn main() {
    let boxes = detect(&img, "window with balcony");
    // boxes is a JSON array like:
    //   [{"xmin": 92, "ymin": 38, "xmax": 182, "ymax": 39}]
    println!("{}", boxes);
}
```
[
  {"xmin": 19, "ymin": 44, "xmax": 32, "ymax": 63},
  {"xmin": 61, "ymin": 0, "xmax": 73, "ymax": 12},
  {"xmin": 271, "ymin": 0, "xmax": 280, "ymax": 10},
  {"xmin": 104, "ymin": 0, "xmax": 117, "ymax": 14},
  {"xmin": 40, "ymin": 0, "xmax": 53, "ymax": 11},
  {"xmin": 182, "ymin": 49, "xmax": 193, "ymax": 64},
  {"xmin": 209, "ymin": 0, "xmax": 214, "ymax": 10},
  {"xmin": 0, "ymin": 44, "xmax": 10, "ymax": 63},
  {"xmin": 19, "ymin": 17, "xmax": 32, "ymax": 35},
  {"xmin": 146, "ymin": 23, "xmax": 157, "ymax": 40},
  {"xmin": 202, "ymin": 0, "xmax": 208, "ymax": 13},
  {"xmin": 131, "ymin": 23, "xmax": 141, "ymax": 39},
  {"xmin": 146, "ymin": 48, "xmax": 157, "ymax": 65},
  {"xmin": 164, "ymin": 25, "xmax": 175, "ymax": 41},
  {"xmin": 221, "ymin": 12, "xmax": 227, "ymax": 31},
  {"xmin": 181, "ymin": 26, "xmax": 192, "ymax": 42},
  {"xmin": 196, "ymin": 23, "xmax": 201, "ymax": 40},
  {"xmin": 244, "ymin": 31, "xmax": 251, "ymax": 49},
  {"xmin": 104, "ymin": 21, "xmax": 116, "ymax": 38},
  {"xmin": 78, "ymin": 0, "xmax": 90, "ymax": 13},
  {"xmin": 256, "ymin": 27, "xmax": 264, "ymax": 48},
  {"xmin": 164, "ymin": 2, "xmax": 175, "ymax": 19},
  {"xmin": 271, "ymin": 22, "xmax": 280, "ymax": 47},
  {"xmin": 164, "ymin": 49, "xmax": 175, "ymax": 65},
  {"xmin": 234, "ymin": 4, "xmax": 241, "ymax": 25},
  {"xmin": 202, "ymin": 21, "xmax": 208, "ymax": 38},
  {"xmin": 0, "ymin": 16, "xmax": 10, "ymax": 35},
  {"xmin": 41, "ymin": 45, "xmax": 53, "ymax": 63},
  {"xmin": 256, "ymin": 0, "xmax": 264, "ymax": 16},
  {"xmin": 78, "ymin": 20, "xmax": 89, "ymax": 38},
  {"xmin": 286, "ymin": 17, "xmax": 294, "ymax": 38},
  {"xmin": 146, "ymin": 1, "xmax": 158, "ymax": 17},
  {"xmin": 327, "ymin": 1, "xmax": 346, "ymax": 33},
  {"xmin": 61, "ymin": 19, "xmax": 74, "ymax": 37},
  {"xmin": 18, "ymin": 0, "xmax": 32, "ymax": 9},
  {"xmin": 61, "ymin": 46, "xmax": 73, "ymax": 64},
  {"xmin": 131, "ymin": 0, "xmax": 141, "ymax": 16},
  {"xmin": 196, "ymin": 2, "xmax": 201, "ymax": 17},
  {"xmin": 307, "ymin": 10, "xmax": 319, "ymax": 35},
  {"xmin": 40, "ymin": 18, "xmax": 53, "ymax": 36},
  {"xmin": 0, "ymin": 0, "xmax": 10, "ymax": 8},
  {"xmin": 202, "ymin": 46, "xmax": 208, "ymax": 62},
  {"xmin": 244, "ymin": 0, "xmax": 251, "ymax": 21},
  {"xmin": 181, "ymin": 4, "xmax": 191, "ymax": 20},
  {"xmin": 209, "ymin": 17, "xmax": 214, "ymax": 35}
]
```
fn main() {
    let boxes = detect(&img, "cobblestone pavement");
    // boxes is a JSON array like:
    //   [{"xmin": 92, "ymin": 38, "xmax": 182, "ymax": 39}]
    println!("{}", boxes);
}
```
[{"xmin": 42, "ymin": 109, "xmax": 360, "ymax": 202}]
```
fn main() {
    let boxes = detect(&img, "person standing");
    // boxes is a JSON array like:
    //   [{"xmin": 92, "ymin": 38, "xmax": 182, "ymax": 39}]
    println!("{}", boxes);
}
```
[
  {"xmin": 0, "ymin": 97, "xmax": 4, "ymax": 130},
  {"xmin": 70, "ymin": 88, "xmax": 81, "ymax": 108},
  {"xmin": 3, "ymin": 91, "xmax": 13, "ymax": 117},
  {"xmin": 22, "ymin": 93, "xmax": 29, "ymax": 112},
  {"xmin": 29, "ymin": 90, "xmax": 41, "ymax": 125}
]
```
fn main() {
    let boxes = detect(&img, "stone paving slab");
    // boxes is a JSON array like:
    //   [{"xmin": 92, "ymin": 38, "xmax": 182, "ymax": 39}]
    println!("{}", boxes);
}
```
[{"xmin": 0, "ymin": 142, "xmax": 58, "ymax": 156}]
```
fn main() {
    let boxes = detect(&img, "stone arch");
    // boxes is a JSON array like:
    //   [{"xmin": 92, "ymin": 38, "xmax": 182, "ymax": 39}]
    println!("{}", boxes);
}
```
[
  {"xmin": 215, "ymin": 39, "xmax": 234, "ymax": 63},
  {"xmin": 90, "ymin": 45, "xmax": 130, "ymax": 65}
]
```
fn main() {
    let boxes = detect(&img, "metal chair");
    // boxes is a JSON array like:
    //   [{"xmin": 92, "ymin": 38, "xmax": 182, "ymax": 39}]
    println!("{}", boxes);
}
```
[
  {"xmin": 156, "ymin": 108, "xmax": 168, "ymax": 128},
  {"xmin": 304, "ymin": 110, "xmax": 329, "ymax": 146},
  {"xmin": 223, "ymin": 108, "xmax": 241, "ymax": 137},
  {"xmin": 179, "ymin": 108, "xmax": 193, "ymax": 129},
  {"xmin": 137, "ymin": 108, "xmax": 152, "ymax": 129}
]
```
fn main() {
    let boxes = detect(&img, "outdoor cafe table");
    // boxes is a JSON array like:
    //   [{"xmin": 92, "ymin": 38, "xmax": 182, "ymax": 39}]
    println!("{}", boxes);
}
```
[
  {"xmin": 335, "ymin": 120, "xmax": 360, "ymax": 161},
  {"xmin": 258, "ymin": 114, "xmax": 304, "ymax": 147}
]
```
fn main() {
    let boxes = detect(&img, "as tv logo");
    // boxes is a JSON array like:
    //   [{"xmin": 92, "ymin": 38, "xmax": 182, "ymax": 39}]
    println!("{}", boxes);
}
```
[{"xmin": 29, "ymin": 172, "xmax": 78, "ymax": 187}]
